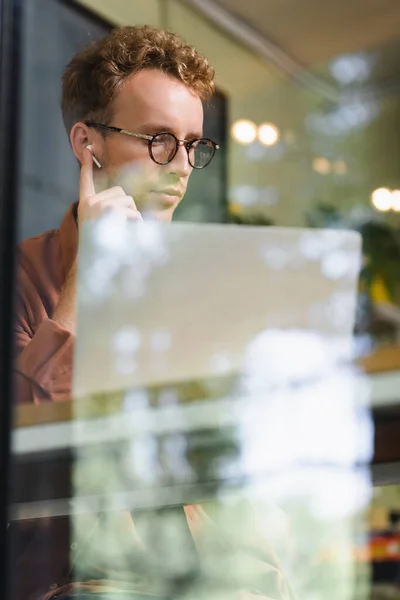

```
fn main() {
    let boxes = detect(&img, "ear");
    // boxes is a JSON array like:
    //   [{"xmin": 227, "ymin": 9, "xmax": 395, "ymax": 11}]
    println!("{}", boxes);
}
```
[{"xmin": 70, "ymin": 122, "xmax": 93, "ymax": 165}]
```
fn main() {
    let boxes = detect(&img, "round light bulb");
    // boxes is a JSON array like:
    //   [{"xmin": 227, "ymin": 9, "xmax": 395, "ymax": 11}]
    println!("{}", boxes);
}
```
[
  {"xmin": 231, "ymin": 119, "xmax": 257, "ymax": 145},
  {"xmin": 333, "ymin": 160, "xmax": 347, "ymax": 175},
  {"xmin": 258, "ymin": 123, "xmax": 279, "ymax": 146},
  {"xmin": 312, "ymin": 157, "xmax": 331, "ymax": 175},
  {"xmin": 371, "ymin": 187, "xmax": 392, "ymax": 212},
  {"xmin": 391, "ymin": 190, "xmax": 400, "ymax": 212}
]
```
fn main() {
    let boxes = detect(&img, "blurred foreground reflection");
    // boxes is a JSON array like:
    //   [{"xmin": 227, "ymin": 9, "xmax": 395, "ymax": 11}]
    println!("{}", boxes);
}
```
[
  {"xmin": 11, "ymin": 218, "xmax": 397, "ymax": 599},
  {"xmin": 74, "ymin": 218, "xmax": 369, "ymax": 599}
]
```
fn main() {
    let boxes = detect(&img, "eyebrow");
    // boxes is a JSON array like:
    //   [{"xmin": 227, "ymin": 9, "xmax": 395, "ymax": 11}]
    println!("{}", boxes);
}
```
[{"xmin": 137, "ymin": 123, "xmax": 203, "ymax": 139}]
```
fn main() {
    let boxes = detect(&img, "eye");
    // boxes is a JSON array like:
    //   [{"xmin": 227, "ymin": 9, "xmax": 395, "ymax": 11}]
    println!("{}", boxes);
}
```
[{"xmin": 153, "ymin": 133, "xmax": 174, "ymax": 144}]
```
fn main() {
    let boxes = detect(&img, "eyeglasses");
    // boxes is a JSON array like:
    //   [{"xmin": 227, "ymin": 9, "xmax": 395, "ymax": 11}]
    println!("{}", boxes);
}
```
[{"xmin": 85, "ymin": 122, "xmax": 219, "ymax": 169}]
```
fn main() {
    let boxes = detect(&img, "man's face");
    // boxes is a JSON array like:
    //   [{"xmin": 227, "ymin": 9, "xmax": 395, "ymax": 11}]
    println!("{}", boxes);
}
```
[{"xmin": 91, "ymin": 69, "xmax": 204, "ymax": 221}]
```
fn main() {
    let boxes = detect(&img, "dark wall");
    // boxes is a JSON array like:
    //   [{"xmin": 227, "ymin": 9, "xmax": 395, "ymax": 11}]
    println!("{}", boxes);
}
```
[{"xmin": 17, "ymin": 0, "xmax": 109, "ymax": 241}]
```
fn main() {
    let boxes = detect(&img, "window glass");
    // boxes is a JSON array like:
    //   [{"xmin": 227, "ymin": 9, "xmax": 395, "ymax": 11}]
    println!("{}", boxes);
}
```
[{"xmin": 3, "ymin": 2, "xmax": 400, "ymax": 600}]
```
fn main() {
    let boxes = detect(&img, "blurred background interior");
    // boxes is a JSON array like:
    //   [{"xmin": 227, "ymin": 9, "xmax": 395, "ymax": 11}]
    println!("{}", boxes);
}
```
[
  {"xmin": 9, "ymin": 1, "xmax": 400, "ymax": 598},
  {"xmin": 18, "ymin": 0, "xmax": 400, "ymax": 349}
]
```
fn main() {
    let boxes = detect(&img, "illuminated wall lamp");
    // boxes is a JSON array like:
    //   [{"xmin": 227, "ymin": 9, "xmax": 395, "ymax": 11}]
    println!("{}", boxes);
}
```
[
  {"xmin": 258, "ymin": 123, "xmax": 279, "ymax": 146},
  {"xmin": 231, "ymin": 119, "xmax": 257, "ymax": 145},
  {"xmin": 312, "ymin": 157, "xmax": 331, "ymax": 175},
  {"xmin": 371, "ymin": 188, "xmax": 393, "ymax": 212},
  {"xmin": 391, "ymin": 190, "xmax": 400, "ymax": 212}
]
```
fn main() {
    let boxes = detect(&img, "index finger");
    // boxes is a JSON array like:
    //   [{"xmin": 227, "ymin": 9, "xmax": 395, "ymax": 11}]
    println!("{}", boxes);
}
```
[{"xmin": 79, "ymin": 146, "xmax": 96, "ymax": 201}]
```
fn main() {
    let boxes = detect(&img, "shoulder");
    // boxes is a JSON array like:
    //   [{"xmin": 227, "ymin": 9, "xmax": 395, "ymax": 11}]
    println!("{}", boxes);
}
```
[
  {"xmin": 18, "ymin": 227, "xmax": 60, "ymax": 257},
  {"xmin": 17, "ymin": 228, "xmax": 61, "ymax": 278}
]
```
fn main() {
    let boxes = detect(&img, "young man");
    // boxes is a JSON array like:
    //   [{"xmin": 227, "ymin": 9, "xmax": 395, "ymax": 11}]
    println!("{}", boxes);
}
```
[
  {"xmin": 11, "ymin": 26, "xmax": 296, "ymax": 600},
  {"xmin": 14, "ymin": 25, "xmax": 218, "ymax": 404}
]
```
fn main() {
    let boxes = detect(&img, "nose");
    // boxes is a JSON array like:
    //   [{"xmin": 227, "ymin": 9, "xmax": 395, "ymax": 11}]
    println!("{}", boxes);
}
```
[{"xmin": 168, "ymin": 143, "xmax": 191, "ymax": 178}]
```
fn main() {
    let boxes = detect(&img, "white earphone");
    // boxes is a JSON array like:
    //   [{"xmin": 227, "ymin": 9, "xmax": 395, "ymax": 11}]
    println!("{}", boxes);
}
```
[{"xmin": 86, "ymin": 145, "xmax": 102, "ymax": 169}]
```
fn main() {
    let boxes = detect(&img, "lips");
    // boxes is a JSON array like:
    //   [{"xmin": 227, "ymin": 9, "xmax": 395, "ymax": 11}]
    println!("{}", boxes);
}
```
[{"xmin": 152, "ymin": 189, "xmax": 181, "ymax": 197}]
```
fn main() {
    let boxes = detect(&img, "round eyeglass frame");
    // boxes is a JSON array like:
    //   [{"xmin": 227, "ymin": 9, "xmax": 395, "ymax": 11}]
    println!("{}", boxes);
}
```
[{"xmin": 85, "ymin": 122, "xmax": 219, "ymax": 169}]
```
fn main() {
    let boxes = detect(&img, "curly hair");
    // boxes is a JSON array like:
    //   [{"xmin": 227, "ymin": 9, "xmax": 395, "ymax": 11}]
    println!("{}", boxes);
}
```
[{"xmin": 61, "ymin": 25, "xmax": 216, "ymax": 134}]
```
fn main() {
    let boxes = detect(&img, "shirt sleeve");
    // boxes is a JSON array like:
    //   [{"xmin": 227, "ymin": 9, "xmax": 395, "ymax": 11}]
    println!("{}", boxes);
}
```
[
  {"xmin": 14, "ymin": 317, "xmax": 74, "ymax": 403},
  {"xmin": 13, "ymin": 236, "xmax": 75, "ymax": 404}
]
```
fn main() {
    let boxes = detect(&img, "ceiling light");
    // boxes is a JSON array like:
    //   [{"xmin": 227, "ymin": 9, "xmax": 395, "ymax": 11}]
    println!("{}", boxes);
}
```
[
  {"xmin": 312, "ymin": 157, "xmax": 331, "ymax": 175},
  {"xmin": 371, "ymin": 188, "xmax": 392, "ymax": 212},
  {"xmin": 258, "ymin": 123, "xmax": 279, "ymax": 146},
  {"xmin": 231, "ymin": 119, "xmax": 257, "ymax": 145},
  {"xmin": 330, "ymin": 54, "xmax": 372, "ymax": 85},
  {"xmin": 391, "ymin": 190, "xmax": 400, "ymax": 212}
]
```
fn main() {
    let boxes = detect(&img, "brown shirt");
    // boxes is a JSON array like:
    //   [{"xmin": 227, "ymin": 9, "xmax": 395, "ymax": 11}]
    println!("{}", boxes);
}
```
[{"xmin": 14, "ymin": 203, "xmax": 78, "ymax": 403}]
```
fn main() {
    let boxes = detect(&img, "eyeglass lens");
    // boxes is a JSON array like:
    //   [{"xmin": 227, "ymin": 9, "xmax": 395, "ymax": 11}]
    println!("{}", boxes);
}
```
[{"xmin": 150, "ymin": 133, "xmax": 214, "ymax": 168}]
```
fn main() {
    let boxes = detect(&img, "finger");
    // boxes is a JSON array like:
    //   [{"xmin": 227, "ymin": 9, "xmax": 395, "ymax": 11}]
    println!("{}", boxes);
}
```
[
  {"xmin": 125, "ymin": 196, "xmax": 138, "ymax": 210},
  {"xmin": 115, "ymin": 205, "xmax": 142, "ymax": 220},
  {"xmin": 79, "ymin": 147, "xmax": 96, "ymax": 201},
  {"xmin": 95, "ymin": 196, "xmax": 137, "ymax": 211},
  {"xmin": 92, "ymin": 199, "xmax": 142, "ymax": 219},
  {"xmin": 92, "ymin": 186, "xmax": 129, "ymax": 202},
  {"xmin": 92, "ymin": 190, "xmax": 138, "ymax": 212},
  {"xmin": 126, "ymin": 207, "xmax": 143, "ymax": 221},
  {"xmin": 101, "ymin": 206, "xmax": 142, "ymax": 221}
]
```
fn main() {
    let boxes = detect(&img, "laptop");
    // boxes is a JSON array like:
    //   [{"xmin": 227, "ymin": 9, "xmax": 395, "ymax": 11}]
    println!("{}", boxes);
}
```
[
  {"xmin": 12, "ymin": 222, "xmax": 373, "ymax": 600},
  {"xmin": 12, "ymin": 221, "xmax": 363, "ymax": 514},
  {"xmin": 73, "ymin": 218, "xmax": 362, "ymax": 399}
]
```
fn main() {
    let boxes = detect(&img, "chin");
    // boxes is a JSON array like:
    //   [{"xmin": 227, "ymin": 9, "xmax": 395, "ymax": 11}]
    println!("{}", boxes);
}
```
[
  {"xmin": 153, "ymin": 206, "xmax": 176, "ymax": 222},
  {"xmin": 139, "ymin": 206, "xmax": 175, "ymax": 222},
  {"xmin": 140, "ymin": 195, "xmax": 182, "ymax": 222}
]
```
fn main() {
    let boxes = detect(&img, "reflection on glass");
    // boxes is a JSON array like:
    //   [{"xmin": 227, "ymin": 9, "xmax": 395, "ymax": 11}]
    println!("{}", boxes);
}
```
[
  {"xmin": 7, "ymin": 2, "xmax": 400, "ymax": 600},
  {"xmin": 64, "ymin": 216, "xmax": 369, "ymax": 599}
]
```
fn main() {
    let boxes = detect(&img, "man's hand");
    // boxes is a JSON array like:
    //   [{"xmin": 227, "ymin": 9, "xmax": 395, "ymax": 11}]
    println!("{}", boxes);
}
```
[
  {"xmin": 53, "ymin": 148, "xmax": 142, "ymax": 334},
  {"xmin": 78, "ymin": 146, "xmax": 142, "ymax": 224}
]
